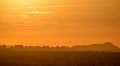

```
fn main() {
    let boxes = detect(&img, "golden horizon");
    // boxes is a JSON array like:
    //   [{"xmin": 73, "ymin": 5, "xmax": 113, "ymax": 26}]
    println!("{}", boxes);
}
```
[{"xmin": 0, "ymin": 0, "xmax": 120, "ymax": 47}]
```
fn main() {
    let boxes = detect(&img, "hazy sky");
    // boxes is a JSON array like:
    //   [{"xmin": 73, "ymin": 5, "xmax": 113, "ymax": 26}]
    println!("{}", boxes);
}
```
[{"xmin": 0, "ymin": 0, "xmax": 120, "ymax": 46}]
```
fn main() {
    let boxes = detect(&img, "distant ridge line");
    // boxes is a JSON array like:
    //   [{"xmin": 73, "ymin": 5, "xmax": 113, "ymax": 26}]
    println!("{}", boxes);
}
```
[{"xmin": 0, "ymin": 42, "xmax": 120, "ymax": 51}]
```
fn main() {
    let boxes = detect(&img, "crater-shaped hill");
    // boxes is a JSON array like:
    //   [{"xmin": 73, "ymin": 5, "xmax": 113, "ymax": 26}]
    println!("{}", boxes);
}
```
[{"xmin": 72, "ymin": 42, "xmax": 120, "ymax": 51}]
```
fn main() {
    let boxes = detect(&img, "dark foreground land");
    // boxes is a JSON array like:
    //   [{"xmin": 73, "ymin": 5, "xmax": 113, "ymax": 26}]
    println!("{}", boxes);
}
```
[{"xmin": 0, "ymin": 49, "xmax": 120, "ymax": 66}]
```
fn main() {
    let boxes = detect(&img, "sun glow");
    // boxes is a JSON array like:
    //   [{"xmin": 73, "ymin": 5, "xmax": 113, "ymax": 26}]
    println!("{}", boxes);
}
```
[
  {"xmin": 4, "ymin": 0, "xmax": 51, "ymax": 7},
  {"xmin": 8, "ymin": 0, "xmax": 34, "ymax": 3},
  {"xmin": 4, "ymin": 0, "xmax": 35, "ymax": 7},
  {"xmin": 11, "ymin": 0, "xmax": 33, "ymax": 3},
  {"xmin": 4, "ymin": 0, "xmax": 51, "ymax": 8}
]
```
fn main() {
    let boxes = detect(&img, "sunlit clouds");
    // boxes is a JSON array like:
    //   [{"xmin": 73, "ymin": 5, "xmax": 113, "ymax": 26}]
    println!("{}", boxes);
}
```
[
  {"xmin": 25, "ymin": 11, "xmax": 53, "ymax": 14},
  {"xmin": 20, "ymin": 14, "xmax": 29, "ymax": 18},
  {"xmin": 0, "ymin": 0, "xmax": 120, "ymax": 46}
]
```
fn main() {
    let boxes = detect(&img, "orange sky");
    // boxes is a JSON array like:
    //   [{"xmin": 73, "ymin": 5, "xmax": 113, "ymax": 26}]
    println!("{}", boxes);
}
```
[{"xmin": 0, "ymin": 0, "xmax": 120, "ymax": 47}]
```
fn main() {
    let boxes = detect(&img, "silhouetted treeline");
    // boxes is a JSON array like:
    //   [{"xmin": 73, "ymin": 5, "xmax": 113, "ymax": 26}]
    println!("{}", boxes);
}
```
[
  {"xmin": 0, "ymin": 45, "xmax": 70, "ymax": 49},
  {"xmin": 0, "ymin": 42, "xmax": 120, "ymax": 66},
  {"xmin": 0, "ymin": 42, "xmax": 120, "ymax": 51}
]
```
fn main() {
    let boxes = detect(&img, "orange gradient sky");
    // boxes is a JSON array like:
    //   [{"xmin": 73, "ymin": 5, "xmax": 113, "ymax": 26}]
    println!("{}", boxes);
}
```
[{"xmin": 0, "ymin": 0, "xmax": 120, "ymax": 47}]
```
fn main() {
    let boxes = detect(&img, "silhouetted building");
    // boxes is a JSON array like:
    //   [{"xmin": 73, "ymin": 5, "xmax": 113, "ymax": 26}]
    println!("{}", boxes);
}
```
[
  {"xmin": 34, "ymin": 46, "xmax": 42, "ymax": 48},
  {"xmin": 42, "ymin": 46, "xmax": 50, "ymax": 49},
  {"xmin": 60, "ymin": 46, "xmax": 70, "ymax": 49},
  {"xmin": 24, "ymin": 46, "xmax": 34, "ymax": 48},
  {"xmin": 14, "ymin": 45, "xmax": 24, "ymax": 48}
]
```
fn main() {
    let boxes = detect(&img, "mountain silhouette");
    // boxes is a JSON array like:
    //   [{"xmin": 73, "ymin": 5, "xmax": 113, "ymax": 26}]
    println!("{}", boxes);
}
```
[{"xmin": 72, "ymin": 42, "xmax": 120, "ymax": 51}]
